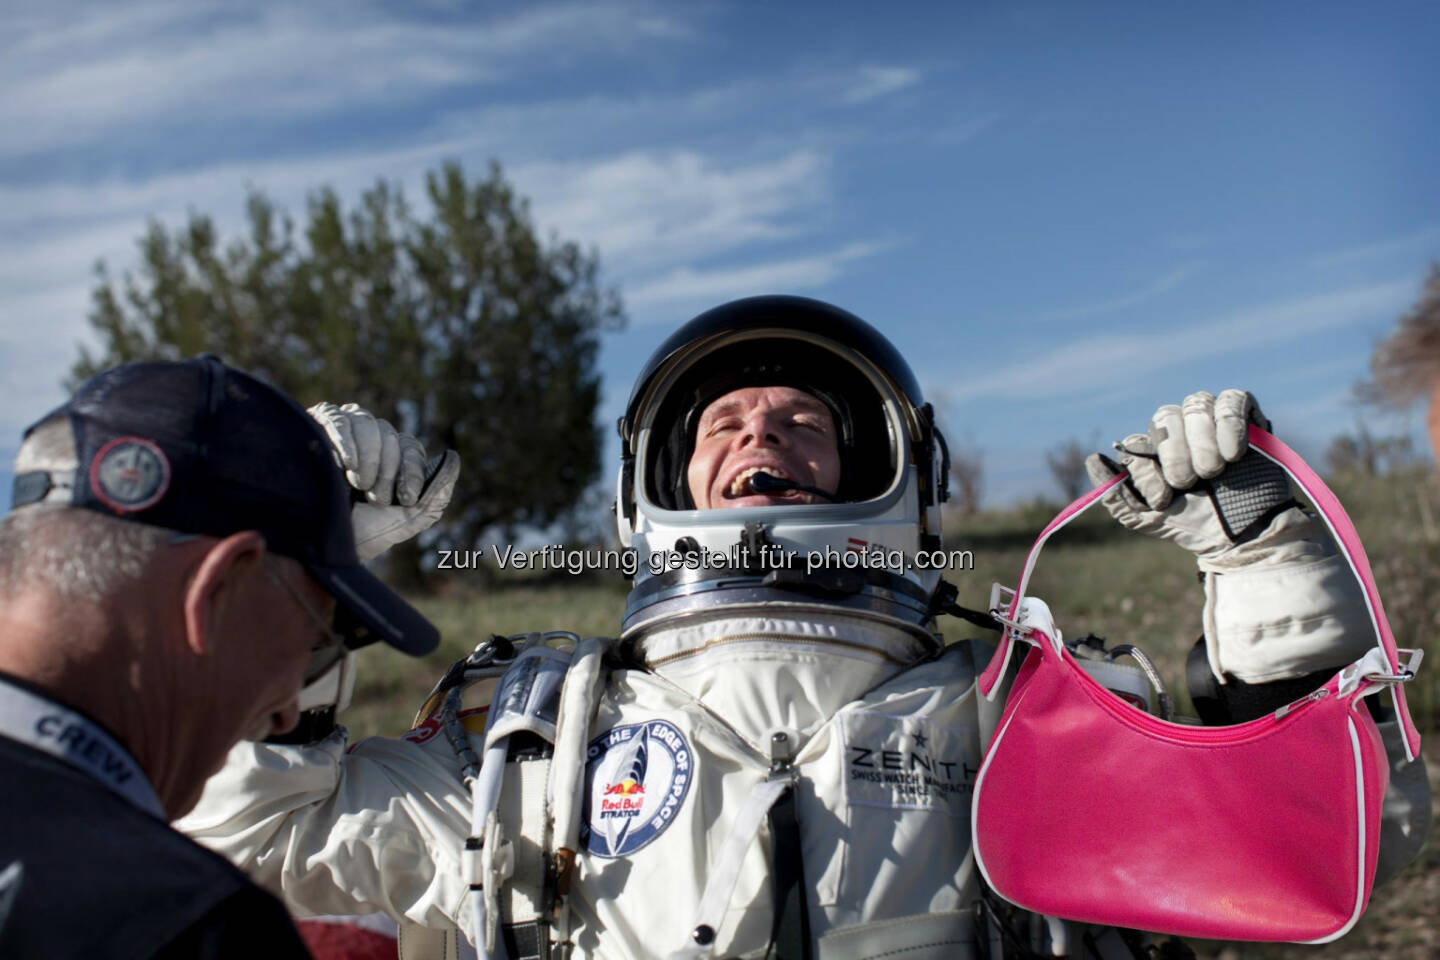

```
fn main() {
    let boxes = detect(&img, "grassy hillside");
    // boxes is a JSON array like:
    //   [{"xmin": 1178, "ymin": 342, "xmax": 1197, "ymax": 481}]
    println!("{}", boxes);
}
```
[{"xmin": 340, "ymin": 466, "xmax": 1439, "ymax": 957}]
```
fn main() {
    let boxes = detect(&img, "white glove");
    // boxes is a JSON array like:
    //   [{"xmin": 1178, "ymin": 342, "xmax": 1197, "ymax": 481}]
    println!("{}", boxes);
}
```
[
  {"xmin": 1084, "ymin": 390, "xmax": 1372, "ymax": 684},
  {"xmin": 308, "ymin": 402, "xmax": 461, "ymax": 562},
  {"xmin": 1082, "ymin": 389, "xmax": 1297, "ymax": 567}
]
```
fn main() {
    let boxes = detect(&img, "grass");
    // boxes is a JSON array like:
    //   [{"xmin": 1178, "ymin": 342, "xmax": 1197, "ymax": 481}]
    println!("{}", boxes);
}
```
[
  {"xmin": 341, "ymin": 466, "xmax": 1438, "ymax": 957},
  {"xmin": 344, "ymin": 579, "xmax": 630, "ymax": 736}
]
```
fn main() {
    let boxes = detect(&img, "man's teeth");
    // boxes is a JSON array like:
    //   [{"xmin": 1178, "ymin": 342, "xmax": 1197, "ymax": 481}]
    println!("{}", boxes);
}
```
[{"xmin": 729, "ymin": 467, "xmax": 792, "ymax": 496}]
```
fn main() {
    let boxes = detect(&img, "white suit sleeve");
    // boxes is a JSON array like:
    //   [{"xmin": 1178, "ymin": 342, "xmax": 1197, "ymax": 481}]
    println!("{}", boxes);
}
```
[
  {"xmin": 175, "ymin": 727, "xmax": 475, "ymax": 939},
  {"xmin": 1200, "ymin": 507, "xmax": 1375, "ymax": 684}
]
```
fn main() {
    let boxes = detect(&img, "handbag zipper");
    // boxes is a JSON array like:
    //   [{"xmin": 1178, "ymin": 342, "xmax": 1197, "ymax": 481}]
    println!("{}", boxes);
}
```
[{"xmin": 1273, "ymin": 686, "xmax": 1331, "ymax": 720}]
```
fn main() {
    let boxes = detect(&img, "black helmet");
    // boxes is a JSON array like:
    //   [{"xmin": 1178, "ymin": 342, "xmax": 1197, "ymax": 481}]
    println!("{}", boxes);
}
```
[
  {"xmin": 615, "ymin": 296, "xmax": 950, "ymax": 641},
  {"xmin": 619, "ymin": 295, "xmax": 940, "ymax": 515}
]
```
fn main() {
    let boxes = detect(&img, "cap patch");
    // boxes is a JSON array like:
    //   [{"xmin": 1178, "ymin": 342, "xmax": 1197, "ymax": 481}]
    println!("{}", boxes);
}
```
[{"xmin": 89, "ymin": 437, "xmax": 171, "ymax": 514}]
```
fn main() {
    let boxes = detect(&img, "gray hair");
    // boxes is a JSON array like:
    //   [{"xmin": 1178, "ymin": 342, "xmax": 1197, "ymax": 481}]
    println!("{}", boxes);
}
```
[
  {"xmin": 1369, "ymin": 263, "xmax": 1440, "ymax": 406},
  {"xmin": 0, "ymin": 415, "xmax": 170, "ymax": 601}
]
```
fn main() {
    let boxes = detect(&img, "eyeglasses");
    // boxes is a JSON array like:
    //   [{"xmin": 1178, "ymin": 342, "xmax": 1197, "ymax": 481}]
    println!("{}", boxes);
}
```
[{"xmin": 262, "ymin": 557, "xmax": 349, "ymax": 685}]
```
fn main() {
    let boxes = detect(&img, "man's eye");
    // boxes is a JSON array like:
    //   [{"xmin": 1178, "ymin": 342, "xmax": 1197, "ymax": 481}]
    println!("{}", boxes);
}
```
[{"xmin": 706, "ymin": 419, "xmax": 740, "ymax": 436}]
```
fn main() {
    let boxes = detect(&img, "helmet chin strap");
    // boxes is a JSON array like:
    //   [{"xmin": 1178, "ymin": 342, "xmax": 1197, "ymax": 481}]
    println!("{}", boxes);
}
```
[{"xmin": 749, "ymin": 471, "xmax": 837, "ymax": 502}]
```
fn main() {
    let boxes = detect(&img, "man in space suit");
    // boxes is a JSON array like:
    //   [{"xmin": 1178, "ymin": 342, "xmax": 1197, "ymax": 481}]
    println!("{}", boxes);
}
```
[{"xmin": 180, "ymin": 295, "xmax": 1427, "ymax": 960}]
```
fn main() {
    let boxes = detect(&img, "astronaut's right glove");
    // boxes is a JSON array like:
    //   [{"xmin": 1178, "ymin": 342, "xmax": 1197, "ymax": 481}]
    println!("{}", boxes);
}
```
[
  {"xmin": 308, "ymin": 401, "xmax": 461, "ymax": 561},
  {"xmin": 266, "ymin": 403, "xmax": 459, "ymax": 745},
  {"xmin": 1084, "ymin": 389, "xmax": 1372, "ymax": 686}
]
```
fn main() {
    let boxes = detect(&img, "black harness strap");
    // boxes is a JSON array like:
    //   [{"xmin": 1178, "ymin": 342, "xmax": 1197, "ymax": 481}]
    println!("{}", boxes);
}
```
[{"xmin": 764, "ymin": 785, "xmax": 813, "ymax": 960}]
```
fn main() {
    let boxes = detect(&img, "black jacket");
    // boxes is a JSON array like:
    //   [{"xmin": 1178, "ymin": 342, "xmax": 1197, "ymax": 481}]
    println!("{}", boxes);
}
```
[{"xmin": 0, "ymin": 732, "xmax": 312, "ymax": 959}]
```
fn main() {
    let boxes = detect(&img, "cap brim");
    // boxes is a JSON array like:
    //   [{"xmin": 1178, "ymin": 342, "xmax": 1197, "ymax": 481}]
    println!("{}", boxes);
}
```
[{"xmin": 306, "ymin": 562, "xmax": 440, "ymax": 656}]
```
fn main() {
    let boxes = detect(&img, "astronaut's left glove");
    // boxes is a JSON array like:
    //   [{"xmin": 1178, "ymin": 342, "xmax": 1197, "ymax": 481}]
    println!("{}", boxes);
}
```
[{"xmin": 1085, "ymin": 390, "xmax": 1372, "ymax": 685}]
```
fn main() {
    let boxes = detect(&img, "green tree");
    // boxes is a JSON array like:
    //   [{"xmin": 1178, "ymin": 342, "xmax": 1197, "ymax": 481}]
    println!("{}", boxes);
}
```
[
  {"xmin": 1045, "ymin": 438, "xmax": 1089, "ymax": 501},
  {"xmin": 76, "ymin": 161, "xmax": 625, "ymax": 586}
]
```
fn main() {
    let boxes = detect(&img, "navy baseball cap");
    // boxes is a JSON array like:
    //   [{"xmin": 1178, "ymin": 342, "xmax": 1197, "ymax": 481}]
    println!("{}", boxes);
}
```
[{"xmin": 10, "ymin": 355, "xmax": 439, "ymax": 656}]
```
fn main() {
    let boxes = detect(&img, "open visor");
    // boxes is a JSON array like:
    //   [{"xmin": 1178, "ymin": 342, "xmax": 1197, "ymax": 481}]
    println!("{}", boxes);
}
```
[
  {"xmin": 307, "ymin": 561, "xmax": 440, "ymax": 656},
  {"xmin": 641, "ymin": 336, "xmax": 905, "ymax": 511}
]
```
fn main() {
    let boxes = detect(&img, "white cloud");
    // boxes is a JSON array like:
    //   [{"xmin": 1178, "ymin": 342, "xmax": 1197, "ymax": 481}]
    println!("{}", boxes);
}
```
[
  {"xmin": 0, "ymin": 1, "xmax": 690, "ymax": 157},
  {"xmin": 0, "ymin": 6, "xmax": 891, "ymax": 450},
  {"xmin": 633, "ymin": 15, "xmax": 694, "ymax": 39},
  {"xmin": 1308, "ymin": 225, "xmax": 1440, "ymax": 269},
  {"xmin": 514, "ymin": 149, "xmax": 830, "ymax": 273},
  {"xmin": 928, "ymin": 110, "xmax": 1004, "ymax": 146},
  {"xmin": 0, "ymin": 139, "xmax": 833, "ymax": 283},
  {"xmin": 843, "ymin": 66, "xmax": 921, "ymax": 104},
  {"xmin": 0, "ymin": 138, "xmax": 849, "ymax": 437},
  {"xmin": 626, "ymin": 241, "xmax": 891, "ymax": 311},
  {"xmin": 1029, "ymin": 264, "xmax": 1201, "ymax": 323},
  {"xmin": 0, "ymin": 133, "xmax": 490, "ymax": 238},
  {"xmin": 0, "ymin": 140, "xmax": 837, "ymax": 295},
  {"xmin": 428, "ymin": 79, "xmax": 778, "ymax": 162},
  {"xmin": 0, "ymin": 293, "xmax": 92, "ymax": 442},
  {"xmin": 0, "ymin": 136, "xmax": 503, "ymax": 437},
  {"xmin": 944, "ymin": 279, "xmax": 1416, "ymax": 402}
]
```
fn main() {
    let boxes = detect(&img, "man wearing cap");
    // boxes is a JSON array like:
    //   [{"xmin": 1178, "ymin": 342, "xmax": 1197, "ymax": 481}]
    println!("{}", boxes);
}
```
[{"xmin": 0, "ymin": 356, "xmax": 454, "ymax": 959}]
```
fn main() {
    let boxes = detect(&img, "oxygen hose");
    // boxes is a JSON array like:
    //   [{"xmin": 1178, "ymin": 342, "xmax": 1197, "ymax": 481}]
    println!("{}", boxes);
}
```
[{"xmin": 1105, "ymin": 643, "xmax": 1174, "ymax": 720}]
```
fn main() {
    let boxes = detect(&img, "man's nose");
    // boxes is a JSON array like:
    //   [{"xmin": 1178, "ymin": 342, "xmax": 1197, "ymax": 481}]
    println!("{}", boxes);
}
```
[
  {"xmin": 737, "ymin": 411, "xmax": 785, "ymax": 449},
  {"xmin": 270, "ymin": 698, "xmax": 302, "ymax": 737}
]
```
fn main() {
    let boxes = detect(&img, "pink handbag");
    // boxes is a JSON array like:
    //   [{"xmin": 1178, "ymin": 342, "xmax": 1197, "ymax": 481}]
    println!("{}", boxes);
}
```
[{"xmin": 971, "ymin": 426, "xmax": 1423, "ymax": 943}]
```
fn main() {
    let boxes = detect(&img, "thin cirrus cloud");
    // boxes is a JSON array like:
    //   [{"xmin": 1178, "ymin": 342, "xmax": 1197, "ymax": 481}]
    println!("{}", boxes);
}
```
[
  {"xmin": 0, "ymin": 143, "xmax": 838, "ymax": 321},
  {"xmin": 429, "ymin": 75, "xmax": 843, "ymax": 162},
  {"xmin": 516, "ymin": 149, "xmax": 831, "ymax": 273},
  {"xmin": 626, "ymin": 241, "xmax": 893, "ymax": 312},
  {"xmin": 1307, "ymin": 224, "xmax": 1440, "ymax": 270},
  {"xmin": 943, "ymin": 279, "xmax": 1417, "ymax": 402},
  {"xmin": 0, "ymin": 131, "xmax": 502, "ymax": 350},
  {"xmin": 843, "ymin": 66, "xmax": 922, "ymax": 104},
  {"xmin": 0, "ymin": 131, "xmax": 495, "ymax": 235},
  {"xmin": 0, "ymin": 0, "xmax": 690, "ymax": 158},
  {"xmin": 1027, "ymin": 264, "xmax": 1202, "ymax": 324}
]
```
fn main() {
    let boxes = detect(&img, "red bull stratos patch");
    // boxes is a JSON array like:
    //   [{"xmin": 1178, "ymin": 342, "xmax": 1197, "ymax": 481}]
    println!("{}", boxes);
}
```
[{"xmin": 581, "ymin": 720, "xmax": 692, "ymax": 858}]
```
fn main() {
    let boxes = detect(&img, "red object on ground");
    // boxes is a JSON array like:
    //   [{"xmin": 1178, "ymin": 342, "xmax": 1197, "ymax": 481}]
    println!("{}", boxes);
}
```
[{"xmin": 295, "ymin": 917, "xmax": 399, "ymax": 960}]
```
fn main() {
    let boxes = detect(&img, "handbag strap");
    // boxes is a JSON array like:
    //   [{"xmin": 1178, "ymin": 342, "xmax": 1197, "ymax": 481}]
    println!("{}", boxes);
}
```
[{"xmin": 977, "ymin": 425, "xmax": 1421, "ymax": 762}]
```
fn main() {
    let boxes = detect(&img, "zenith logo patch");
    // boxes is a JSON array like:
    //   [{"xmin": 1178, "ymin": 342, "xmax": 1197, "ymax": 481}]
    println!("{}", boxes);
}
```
[
  {"xmin": 840, "ymin": 710, "xmax": 978, "ymax": 816},
  {"xmin": 580, "ymin": 720, "xmax": 692, "ymax": 858}
]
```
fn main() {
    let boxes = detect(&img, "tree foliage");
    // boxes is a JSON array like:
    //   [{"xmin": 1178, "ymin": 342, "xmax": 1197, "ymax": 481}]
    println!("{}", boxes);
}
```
[
  {"xmin": 76, "ymin": 161, "xmax": 624, "ymax": 582},
  {"xmin": 1363, "ymin": 261, "xmax": 1440, "ymax": 407},
  {"xmin": 1325, "ymin": 427, "xmax": 1417, "ymax": 478},
  {"xmin": 1045, "ymin": 438, "xmax": 1090, "ymax": 501},
  {"xmin": 948, "ymin": 439, "xmax": 984, "ymax": 517}
]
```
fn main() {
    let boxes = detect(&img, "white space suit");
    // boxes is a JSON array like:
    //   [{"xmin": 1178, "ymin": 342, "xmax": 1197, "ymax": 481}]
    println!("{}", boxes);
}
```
[{"xmin": 181, "ymin": 296, "xmax": 1428, "ymax": 960}]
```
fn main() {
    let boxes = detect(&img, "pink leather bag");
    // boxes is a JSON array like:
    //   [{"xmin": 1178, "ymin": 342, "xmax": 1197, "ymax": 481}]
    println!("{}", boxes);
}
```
[{"xmin": 971, "ymin": 426, "xmax": 1423, "ymax": 943}]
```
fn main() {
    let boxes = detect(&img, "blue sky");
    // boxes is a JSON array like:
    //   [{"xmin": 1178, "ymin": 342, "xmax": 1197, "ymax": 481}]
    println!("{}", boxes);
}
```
[{"xmin": 1, "ymin": 0, "xmax": 1437, "ymax": 510}]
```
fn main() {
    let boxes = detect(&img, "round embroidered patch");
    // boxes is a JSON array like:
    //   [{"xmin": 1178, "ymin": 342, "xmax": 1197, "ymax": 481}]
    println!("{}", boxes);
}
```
[
  {"xmin": 580, "ymin": 720, "xmax": 693, "ymax": 858},
  {"xmin": 90, "ymin": 437, "xmax": 171, "ymax": 514}
]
